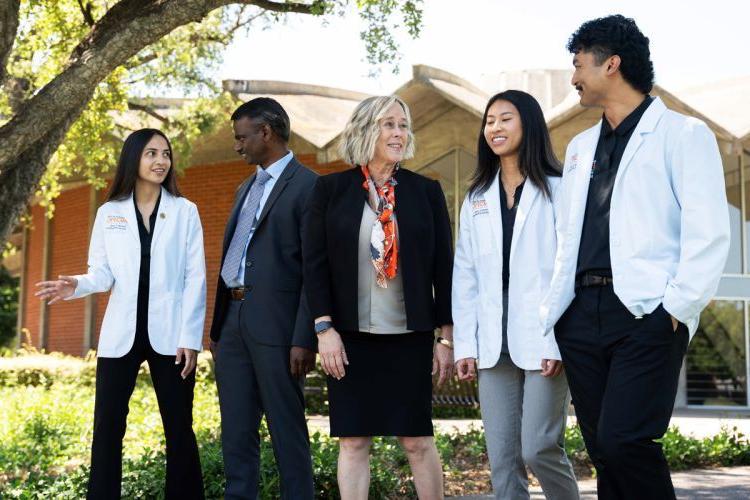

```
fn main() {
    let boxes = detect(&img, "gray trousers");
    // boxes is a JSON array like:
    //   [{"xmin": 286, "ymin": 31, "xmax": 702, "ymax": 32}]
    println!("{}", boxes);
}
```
[
  {"xmin": 478, "ymin": 355, "xmax": 579, "ymax": 500},
  {"xmin": 215, "ymin": 301, "xmax": 314, "ymax": 500}
]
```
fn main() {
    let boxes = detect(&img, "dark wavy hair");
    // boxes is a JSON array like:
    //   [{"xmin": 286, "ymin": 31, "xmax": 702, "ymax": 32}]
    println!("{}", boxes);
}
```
[
  {"xmin": 106, "ymin": 128, "xmax": 181, "ymax": 202},
  {"xmin": 468, "ymin": 90, "xmax": 561, "ymax": 199},
  {"xmin": 567, "ymin": 14, "xmax": 654, "ymax": 94}
]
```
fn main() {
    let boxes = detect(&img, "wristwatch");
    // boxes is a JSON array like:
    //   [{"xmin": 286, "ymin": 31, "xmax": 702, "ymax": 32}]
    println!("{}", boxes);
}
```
[
  {"xmin": 436, "ymin": 336, "xmax": 453, "ymax": 349},
  {"xmin": 315, "ymin": 320, "xmax": 334, "ymax": 335}
]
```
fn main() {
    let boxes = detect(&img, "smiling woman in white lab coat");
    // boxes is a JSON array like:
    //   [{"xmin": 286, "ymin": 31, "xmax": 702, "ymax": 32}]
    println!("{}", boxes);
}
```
[
  {"xmin": 35, "ymin": 128, "xmax": 206, "ymax": 500},
  {"xmin": 452, "ymin": 90, "xmax": 579, "ymax": 500}
]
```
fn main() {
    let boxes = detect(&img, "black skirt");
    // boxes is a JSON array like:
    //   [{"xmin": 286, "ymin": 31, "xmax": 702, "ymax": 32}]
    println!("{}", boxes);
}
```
[{"xmin": 327, "ymin": 330, "xmax": 434, "ymax": 437}]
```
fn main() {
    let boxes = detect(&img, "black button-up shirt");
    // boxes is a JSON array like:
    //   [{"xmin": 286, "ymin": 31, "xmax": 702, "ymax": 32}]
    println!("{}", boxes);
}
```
[
  {"xmin": 576, "ymin": 96, "xmax": 653, "ymax": 278},
  {"xmin": 500, "ymin": 179, "xmax": 525, "ymax": 291},
  {"xmin": 134, "ymin": 192, "xmax": 161, "ymax": 334}
]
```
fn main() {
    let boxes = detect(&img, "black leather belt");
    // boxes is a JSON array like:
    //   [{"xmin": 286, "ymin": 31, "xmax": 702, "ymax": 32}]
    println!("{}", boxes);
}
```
[
  {"xmin": 575, "ymin": 273, "xmax": 613, "ymax": 288},
  {"xmin": 228, "ymin": 287, "xmax": 247, "ymax": 301}
]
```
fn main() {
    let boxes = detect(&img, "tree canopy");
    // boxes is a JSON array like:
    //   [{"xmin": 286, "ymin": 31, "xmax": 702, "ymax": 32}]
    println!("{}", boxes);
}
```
[{"xmin": 0, "ymin": 0, "xmax": 423, "ymax": 248}]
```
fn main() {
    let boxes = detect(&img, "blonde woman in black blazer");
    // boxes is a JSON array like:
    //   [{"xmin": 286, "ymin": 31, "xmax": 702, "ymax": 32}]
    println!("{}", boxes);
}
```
[{"xmin": 303, "ymin": 95, "xmax": 454, "ymax": 499}]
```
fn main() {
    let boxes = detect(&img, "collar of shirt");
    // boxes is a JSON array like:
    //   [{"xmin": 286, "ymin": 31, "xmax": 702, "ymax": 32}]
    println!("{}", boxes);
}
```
[
  {"xmin": 259, "ymin": 150, "xmax": 294, "ymax": 180},
  {"xmin": 601, "ymin": 95, "xmax": 654, "ymax": 138},
  {"xmin": 133, "ymin": 189, "xmax": 162, "ymax": 223}
]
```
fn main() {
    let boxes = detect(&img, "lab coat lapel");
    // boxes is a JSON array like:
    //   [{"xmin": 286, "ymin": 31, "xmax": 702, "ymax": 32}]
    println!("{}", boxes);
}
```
[
  {"xmin": 567, "ymin": 127, "xmax": 599, "ymax": 236},
  {"xmin": 509, "ymin": 180, "xmax": 540, "ymax": 266},
  {"xmin": 150, "ymin": 187, "xmax": 172, "ymax": 252},
  {"xmin": 613, "ymin": 97, "xmax": 666, "ymax": 192},
  {"xmin": 483, "ymin": 173, "xmax": 504, "ymax": 257},
  {"xmin": 122, "ymin": 194, "xmax": 141, "ymax": 245}
]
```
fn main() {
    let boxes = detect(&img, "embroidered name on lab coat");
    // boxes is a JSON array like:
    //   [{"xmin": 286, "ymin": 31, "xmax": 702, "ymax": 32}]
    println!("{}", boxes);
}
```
[
  {"xmin": 472, "ymin": 199, "xmax": 489, "ymax": 216},
  {"xmin": 105, "ymin": 215, "xmax": 128, "ymax": 231},
  {"xmin": 567, "ymin": 154, "xmax": 578, "ymax": 173}
]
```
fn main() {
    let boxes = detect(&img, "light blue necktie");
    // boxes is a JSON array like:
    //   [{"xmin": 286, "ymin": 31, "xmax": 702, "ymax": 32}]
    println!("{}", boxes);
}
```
[{"xmin": 221, "ymin": 169, "xmax": 272, "ymax": 286}]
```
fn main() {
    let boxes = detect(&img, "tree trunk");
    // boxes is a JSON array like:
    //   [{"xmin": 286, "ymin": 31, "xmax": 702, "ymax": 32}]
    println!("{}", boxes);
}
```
[{"xmin": 0, "ymin": 108, "xmax": 85, "ymax": 247}]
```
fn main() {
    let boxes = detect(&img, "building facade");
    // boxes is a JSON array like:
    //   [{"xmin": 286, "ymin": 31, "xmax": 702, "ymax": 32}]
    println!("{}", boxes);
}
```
[{"xmin": 6, "ymin": 67, "xmax": 750, "ymax": 410}]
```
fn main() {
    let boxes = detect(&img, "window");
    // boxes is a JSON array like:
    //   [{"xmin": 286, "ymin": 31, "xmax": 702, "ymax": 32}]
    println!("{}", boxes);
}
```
[
  {"xmin": 413, "ymin": 149, "xmax": 476, "ymax": 239},
  {"xmin": 686, "ymin": 300, "xmax": 748, "ymax": 407}
]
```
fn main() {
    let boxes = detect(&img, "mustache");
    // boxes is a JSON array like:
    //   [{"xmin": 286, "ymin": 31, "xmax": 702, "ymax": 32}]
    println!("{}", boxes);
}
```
[{"xmin": 575, "ymin": 85, "xmax": 583, "ymax": 92}]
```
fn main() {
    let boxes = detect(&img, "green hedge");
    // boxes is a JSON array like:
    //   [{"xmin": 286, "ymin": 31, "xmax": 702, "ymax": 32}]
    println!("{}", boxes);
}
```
[{"xmin": 0, "ymin": 349, "xmax": 479, "ymax": 418}]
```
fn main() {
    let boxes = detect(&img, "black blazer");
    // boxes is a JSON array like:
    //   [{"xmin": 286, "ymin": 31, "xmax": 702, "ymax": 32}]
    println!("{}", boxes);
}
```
[
  {"xmin": 209, "ymin": 157, "xmax": 317, "ymax": 349},
  {"xmin": 303, "ymin": 166, "xmax": 453, "ymax": 332}
]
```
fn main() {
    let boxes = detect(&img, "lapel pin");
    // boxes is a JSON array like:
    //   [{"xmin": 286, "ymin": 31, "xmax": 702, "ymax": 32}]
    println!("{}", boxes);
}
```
[{"xmin": 160, "ymin": 213, "xmax": 166, "ymax": 219}]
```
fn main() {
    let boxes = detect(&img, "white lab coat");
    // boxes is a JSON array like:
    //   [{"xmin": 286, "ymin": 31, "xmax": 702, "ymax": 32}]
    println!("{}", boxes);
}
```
[
  {"xmin": 453, "ymin": 174, "xmax": 562, "ymax": 370},
  {"xmin": 540, "ymin": 97, "xmax": 730, "ymax": 339},
  {"xmin": 69, "ymin": 189, "xmax": 207, "ymax": 357}
]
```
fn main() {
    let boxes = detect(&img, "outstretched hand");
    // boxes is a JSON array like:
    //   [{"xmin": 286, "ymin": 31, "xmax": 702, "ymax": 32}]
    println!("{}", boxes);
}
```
[{"xmin": 35, "ymin": 276, "xmax": 78, "ymax": 304}]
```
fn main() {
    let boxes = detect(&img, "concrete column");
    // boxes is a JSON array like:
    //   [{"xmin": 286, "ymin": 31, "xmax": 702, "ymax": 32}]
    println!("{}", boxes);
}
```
[
  {"xmin": 38, "ymin": 213, "xmax": 53, "ymax": 350},
  {"xmin": 453, "ymin": 149, "xmax": 460, "ymax": 244},
  {"xmin": 82, "ymin": 187, "xmax": 98, "ymax": 355},
  {"xmin": 15, "ymin": 224, "xmax": 28, "ymax": 348}
]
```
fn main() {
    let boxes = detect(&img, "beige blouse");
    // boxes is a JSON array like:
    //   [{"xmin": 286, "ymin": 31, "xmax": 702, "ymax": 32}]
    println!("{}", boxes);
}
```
[{"xmin": 357, "ymin": 203, "xmax": 411, "ymax": 334}]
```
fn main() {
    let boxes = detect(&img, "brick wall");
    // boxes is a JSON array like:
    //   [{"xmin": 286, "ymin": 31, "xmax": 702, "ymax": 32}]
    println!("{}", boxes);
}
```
[
  {"xmin": 25, "ymin": 155, "xmax": 350, "ymax": 356},
  {"xmin": 47, "ymin": 186, "xmax": 89, "ymax": 355}
]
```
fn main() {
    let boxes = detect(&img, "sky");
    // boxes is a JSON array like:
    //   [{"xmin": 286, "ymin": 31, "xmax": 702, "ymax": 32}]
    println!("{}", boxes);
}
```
[{"xmin": 219, "ymin": 0, "xmax": 750, "ymax": 95}]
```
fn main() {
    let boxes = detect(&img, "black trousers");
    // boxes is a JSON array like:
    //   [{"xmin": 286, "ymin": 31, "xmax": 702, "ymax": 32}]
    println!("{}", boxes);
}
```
[
  {"xmin": 215, "ymin": 300, "xmax": 314, "ymax": 500},
  {"xmin": 87, "ymin": 327, "xmax": 204, "ymax": 500},
  {"xmin": 554, "ymin": 284, "xmax": 688, "ymax": 500}
]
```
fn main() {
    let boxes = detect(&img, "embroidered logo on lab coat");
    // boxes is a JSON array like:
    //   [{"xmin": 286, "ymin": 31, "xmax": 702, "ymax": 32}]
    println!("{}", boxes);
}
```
[
  {"xmin": 471, "ymin": 199, "xmax": 489, "ymax": 216},
  {"xmin": 105, "ymin": 215, "xmax": 128, "ymax": 231}
]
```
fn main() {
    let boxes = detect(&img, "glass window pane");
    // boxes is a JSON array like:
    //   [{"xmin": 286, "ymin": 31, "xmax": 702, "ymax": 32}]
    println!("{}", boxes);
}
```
[
  {"xmin": 686, "ymin": 300, "xmax": 747, "ymax": 406},
  {"xmin": 414, "ymin": 149, "xmax": 476, "ymax": 238}
]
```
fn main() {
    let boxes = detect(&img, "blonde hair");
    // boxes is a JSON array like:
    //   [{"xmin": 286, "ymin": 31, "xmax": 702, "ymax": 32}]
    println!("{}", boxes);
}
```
[{"xmin": 338, "ymin": 95, "xmax": 415, "ymax": 166}]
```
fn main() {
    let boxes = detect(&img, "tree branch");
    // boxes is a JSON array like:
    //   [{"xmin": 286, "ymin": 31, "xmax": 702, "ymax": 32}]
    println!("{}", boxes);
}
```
[
  {"xmin": 77, "ymin": 0, "xmax": 96, "ymax": 27},
  {"xmin": 0, "ymin": 0, "xmax": 21, "ymax": 85},
  {"xmin": 124, "ymin": 52, "xmax": 158, "ymax": 70},
  {"xmin": 0, "ymin": 0, "xmax": 319, "ymax": 167},
  {"xmin": 250, "ymin": 0, "xmax": 320, "ymax": 14},
  {"xmin": 128, "ymin": 101, "xmax": 170, "ymax": 124}
]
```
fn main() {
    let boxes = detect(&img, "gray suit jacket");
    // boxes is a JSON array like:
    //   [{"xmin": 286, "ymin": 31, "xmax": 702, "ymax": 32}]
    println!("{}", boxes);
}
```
[{"xmin": 209, "ymin": 157, "xmax": 317, "ymax": 350}]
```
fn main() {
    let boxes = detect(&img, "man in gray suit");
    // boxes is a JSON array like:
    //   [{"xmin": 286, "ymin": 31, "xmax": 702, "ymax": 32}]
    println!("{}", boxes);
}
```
[{"xmin": 209, "ymin": 97, "xmax": 317, "ymax": 499}]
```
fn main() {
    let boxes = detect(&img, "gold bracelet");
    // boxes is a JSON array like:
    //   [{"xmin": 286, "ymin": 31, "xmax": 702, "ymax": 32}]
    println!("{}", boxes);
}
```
[{"xmin": 436, "ymin": 336, "xmax": 453, "ymax": 349}]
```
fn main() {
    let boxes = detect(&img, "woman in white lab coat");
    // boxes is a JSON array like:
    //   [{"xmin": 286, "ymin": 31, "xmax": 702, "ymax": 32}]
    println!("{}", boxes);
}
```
[
  {"xmin": 452, "ymin": 90, "xmax": 578, "ymax": 499},
  {"xmin": 36, "ymin": 128, "xmax": 206, "ymax": 499}
]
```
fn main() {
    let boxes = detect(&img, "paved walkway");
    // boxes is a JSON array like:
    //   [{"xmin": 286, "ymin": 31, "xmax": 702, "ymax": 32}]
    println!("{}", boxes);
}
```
[{"xmin": 450, "ymin": 466, "xmax": 750, "ymax": 499}]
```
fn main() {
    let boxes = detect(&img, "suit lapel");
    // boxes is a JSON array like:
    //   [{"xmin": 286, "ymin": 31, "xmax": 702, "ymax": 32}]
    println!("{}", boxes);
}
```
[
  {"xmin": 483, "ymin": 173, "xmax": 504, "ymax": 257},
  {"xmin": 340, "ymin": 167, "xmax": 366, "ymax": 248},
  {"xmin": 253, "ymin": 159, "xmax": 300, "ymax": 232},
  {"xmin": 509, "ymin": 180, "xmax": 540, "ymax": 266}
]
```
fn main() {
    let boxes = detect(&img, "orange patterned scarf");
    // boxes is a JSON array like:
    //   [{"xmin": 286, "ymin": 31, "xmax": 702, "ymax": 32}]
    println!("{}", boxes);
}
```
[{"xmin": 361, "ymin": 164, "xmax": 399, "ymax": 288}]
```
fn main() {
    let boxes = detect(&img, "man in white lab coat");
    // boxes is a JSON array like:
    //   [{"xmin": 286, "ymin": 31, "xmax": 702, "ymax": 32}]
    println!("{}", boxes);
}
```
[{"xmin": 541, "ymin": 14, "xmax": 730, "ymax": 500}]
